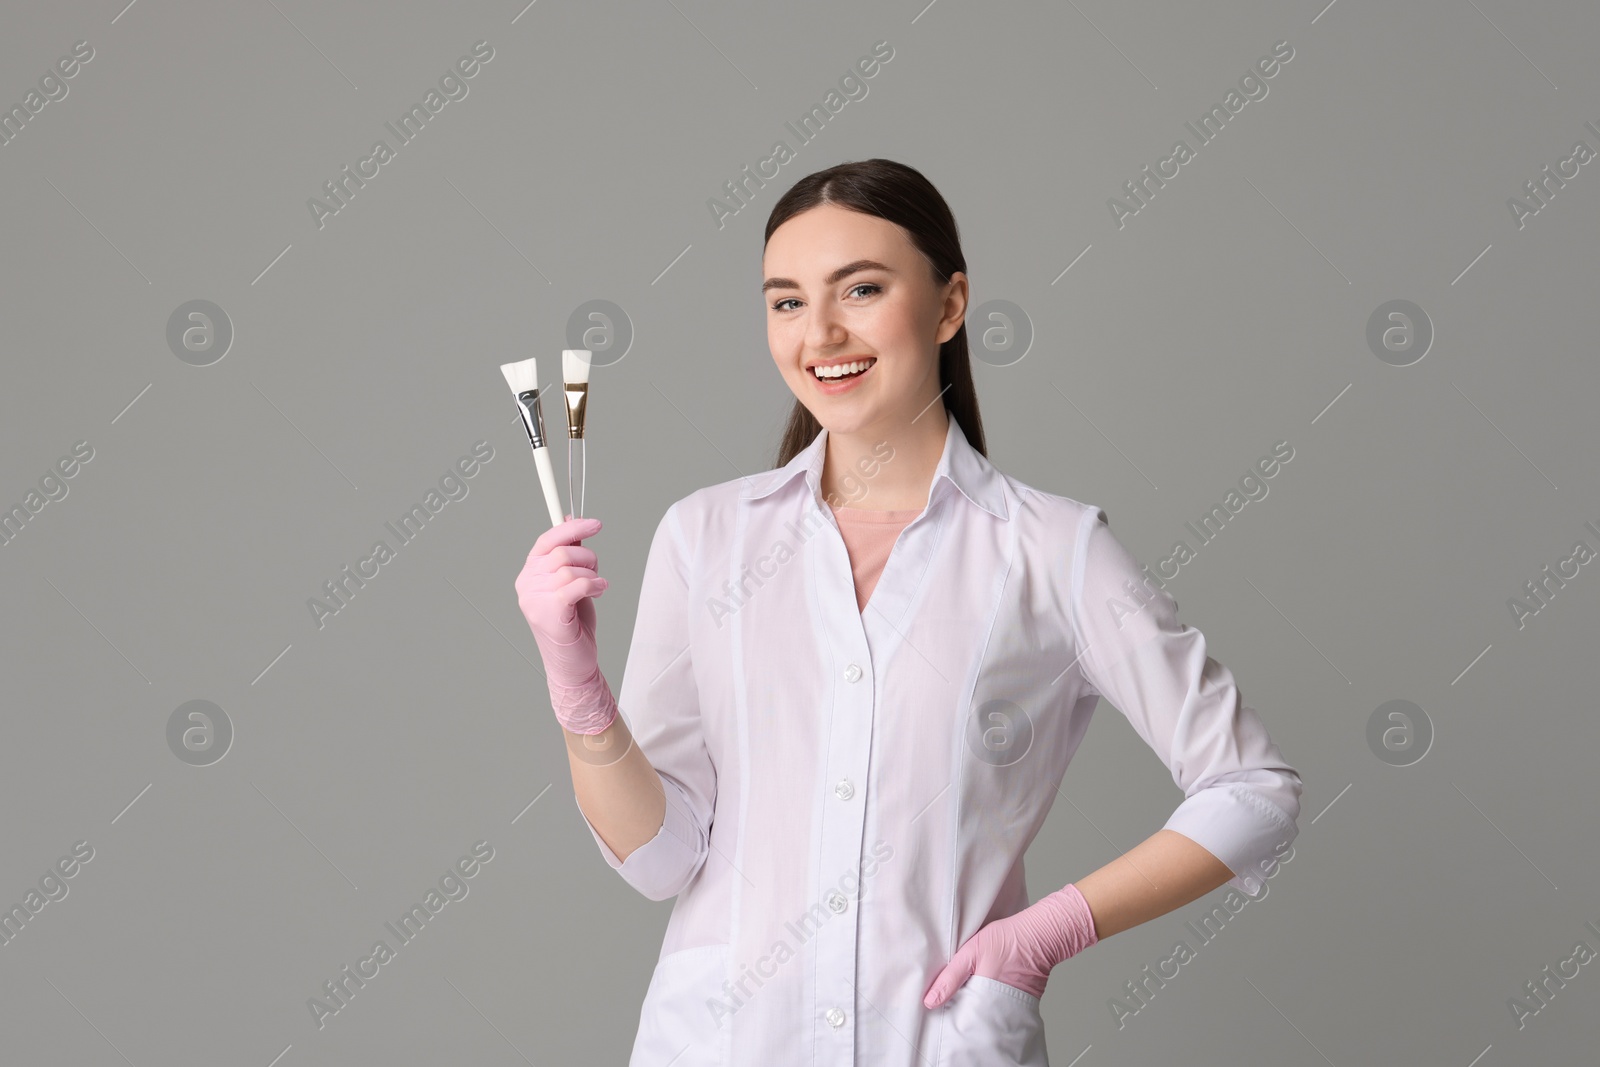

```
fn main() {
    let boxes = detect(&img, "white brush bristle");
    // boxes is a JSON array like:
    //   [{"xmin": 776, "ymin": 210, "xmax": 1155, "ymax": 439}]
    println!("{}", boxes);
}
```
[
  {"xmin": 499, "ymin": 357, "xmax": 538, "ymax": 394},
  {"xmin": 563, "ymin": 349, "xmax": 592, "ymax": 385}
]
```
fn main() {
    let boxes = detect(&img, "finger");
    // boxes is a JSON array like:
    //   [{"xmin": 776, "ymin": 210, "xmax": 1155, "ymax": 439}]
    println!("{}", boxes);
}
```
[
  {"xmin": 545, "ymin": 516, "xmax": 601, "ymax": 551},
  {"xmin": 923, "ymin": 952, "xmax": 975, "ymax": 1009},
  {"xmin": 518, "ymin": 562, "xmax": 594, "ymax": 594},
  {"xmin": 523, "ymin": 563, "xmax": 599, "ymax": 594},
  {"xmin": 531, "ymin": 516, "xmax": 603, "ymax": 557},
  {"xmin": 545, "ymin": 545, "xmax": 599, "ymax": 571},
  {"xmin": 524, "ymin": 559, "xmax": 597, "ymax": 591},
  {"xmin": 551, "ymin": 572, "xmax": 607, "ymax": 608},
  {"xmin": 543, "ymin": 579, "xmax": 605, "ymax": 633},
  {"xmin": 518, "ymin": 562, "xmax": 592, "ymax": 596},
  {"xmin": 923, "ymin": 964, "xmax": 954, "ymax": 1009},
  {"xmin": 559, "ymin": 513, "xmax": 602, "ymax": 544},
  {"xmin": 922, "ymin": 965, "xmax": 944, "ymax": 1009},
  {"xmin": 553, "ymin": 564, "xmax": 599, "ymax": 587}
]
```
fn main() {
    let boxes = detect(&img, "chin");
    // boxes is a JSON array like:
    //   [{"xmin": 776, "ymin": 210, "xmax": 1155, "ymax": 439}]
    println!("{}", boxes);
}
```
[{"xmin": 815, "ymin": 413, "xmax": 874, "ymax": 436}]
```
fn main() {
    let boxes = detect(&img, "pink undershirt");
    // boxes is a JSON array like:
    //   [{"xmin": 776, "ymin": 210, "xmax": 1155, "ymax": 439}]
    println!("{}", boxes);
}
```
[{"xmin": 828, "ymin": 503, "xmax": 923, "ymax": 611}]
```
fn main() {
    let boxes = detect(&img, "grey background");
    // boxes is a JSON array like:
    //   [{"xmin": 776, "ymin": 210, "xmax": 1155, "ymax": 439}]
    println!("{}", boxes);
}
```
[{"xmin": 2, "ymin": 0, "xmax": 1596, "ymax": 1063}]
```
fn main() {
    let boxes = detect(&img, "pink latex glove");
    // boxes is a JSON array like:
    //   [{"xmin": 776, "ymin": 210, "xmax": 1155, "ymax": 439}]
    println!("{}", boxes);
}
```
[
  {"xmin": 515, "ymin": 514, "xmax": 617, "ymax": 735},
  {"xmin": 923, "ymin": 883, "xmax": 1099, "ymax": 1008}
]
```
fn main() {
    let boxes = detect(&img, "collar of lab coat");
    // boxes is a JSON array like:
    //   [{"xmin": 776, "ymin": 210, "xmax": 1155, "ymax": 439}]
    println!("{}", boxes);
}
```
[{"xmin": 738, "ymin": 413, "xmax": 1010, "ymax": 520}]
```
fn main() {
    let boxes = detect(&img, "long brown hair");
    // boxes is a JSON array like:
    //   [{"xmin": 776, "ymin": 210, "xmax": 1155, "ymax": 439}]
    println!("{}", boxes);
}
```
[{"xmin": 764, "ymin": 158, "xmax": 986, "ymax": 467}]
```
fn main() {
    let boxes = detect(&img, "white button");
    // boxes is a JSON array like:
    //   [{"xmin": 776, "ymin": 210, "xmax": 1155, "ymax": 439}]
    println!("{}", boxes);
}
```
[
  {"xmin": 844, "ymin": 663, "xmax": 863, "ymax": 683},
  {"xmin": 827, "ymin": 891, "xmax": 848, "ymax": 914},
  {"xmin": 825, "ymin": 1006, "xmax": 846, "ymax": 1028},
  {"xmin": 834, "ymin": 779, "xmax": 854, "ymax": 800}
]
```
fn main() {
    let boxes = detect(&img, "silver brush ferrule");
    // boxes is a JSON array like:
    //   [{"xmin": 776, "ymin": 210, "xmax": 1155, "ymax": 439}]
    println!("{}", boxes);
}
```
[{"xmin": 513, "ymin": 389, "xmax": 550, "ymax": 449}]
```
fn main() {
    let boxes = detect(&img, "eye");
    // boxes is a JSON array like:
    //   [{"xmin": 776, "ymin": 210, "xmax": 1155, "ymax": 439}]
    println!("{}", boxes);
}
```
[{"xmin": 769, "ymin": 283, "xmax": 881, "ymax": 312}]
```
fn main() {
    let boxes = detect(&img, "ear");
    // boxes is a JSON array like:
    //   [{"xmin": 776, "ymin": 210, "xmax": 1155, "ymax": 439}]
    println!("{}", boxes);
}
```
[{"xmin": 936, "ymin": 271, "xmax": 969, "ymax": 345}]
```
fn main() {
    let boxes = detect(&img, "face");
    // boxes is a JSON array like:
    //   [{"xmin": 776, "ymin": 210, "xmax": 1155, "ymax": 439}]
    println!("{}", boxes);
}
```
[{"xmin": 763, "ymin": 203, "xmax": 967, "ymax": 437}]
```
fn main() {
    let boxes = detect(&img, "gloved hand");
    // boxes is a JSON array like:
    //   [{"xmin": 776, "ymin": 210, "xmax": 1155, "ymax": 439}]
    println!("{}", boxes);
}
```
[
  {"xmin": 516, "ymin": 514, "xmax": 616, "ymax": 735},
  {"xmin": 923, "ymin": 883, "xmax": 1099, "ymax": 1007}
]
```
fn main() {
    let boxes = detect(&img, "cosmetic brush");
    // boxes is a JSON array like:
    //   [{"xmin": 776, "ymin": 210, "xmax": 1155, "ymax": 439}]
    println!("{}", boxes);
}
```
[
  {"xmin": 562, "ymin": 349, "xmax": 592, "ymax": 519},
  {"xmin": 499, "ymin": 357, "xmax": 565, "ymax": 527}
]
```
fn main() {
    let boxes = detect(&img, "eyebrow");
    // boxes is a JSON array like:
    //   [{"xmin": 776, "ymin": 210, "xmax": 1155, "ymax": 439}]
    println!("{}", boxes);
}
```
[{"xmin": 762, "ymin": 259, "xmax": 896, "ymax": 294}]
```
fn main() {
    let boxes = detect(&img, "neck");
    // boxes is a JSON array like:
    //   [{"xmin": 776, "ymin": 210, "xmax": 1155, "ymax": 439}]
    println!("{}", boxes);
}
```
[{"xmin": 820, "ymin": 408, "xmax": 949, "ymax": 510}]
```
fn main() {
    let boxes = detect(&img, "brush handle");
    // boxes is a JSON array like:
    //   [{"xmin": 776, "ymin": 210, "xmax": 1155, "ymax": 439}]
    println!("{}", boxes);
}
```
[
  {"xmin": 568, "ymin": 438, "xmax": 586, "ymax": 519},
  {"xmin": 531, "ymin": 444, "xmax": 564, "ymax": 527}
]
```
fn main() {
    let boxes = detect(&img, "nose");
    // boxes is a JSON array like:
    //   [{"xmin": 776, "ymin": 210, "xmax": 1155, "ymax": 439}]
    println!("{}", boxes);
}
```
[{"xmin": 804, "ymin": 299, "xmax": 849, "ymax": 352}]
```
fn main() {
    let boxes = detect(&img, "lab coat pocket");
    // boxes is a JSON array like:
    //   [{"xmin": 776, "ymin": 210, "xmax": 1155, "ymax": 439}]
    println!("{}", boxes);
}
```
[
  {"xmin": 629, "ymin": 943, "xmax": 730, "ymax": 1067},
  {"xmin": 936, "ymin": 975, "xmax": 1049, "ymax": 1066}
]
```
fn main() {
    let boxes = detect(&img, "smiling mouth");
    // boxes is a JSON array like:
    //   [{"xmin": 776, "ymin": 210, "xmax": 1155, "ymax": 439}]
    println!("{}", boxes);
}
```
[{"xmin": 810, "ymin": 357, "xmax": 877, "ymax": 381}]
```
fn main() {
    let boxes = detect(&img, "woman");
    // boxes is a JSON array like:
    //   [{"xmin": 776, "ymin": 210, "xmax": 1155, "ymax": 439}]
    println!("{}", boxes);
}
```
[{"xmin": 516, "ymin": 158, "xmax": 1302, "ymax": 1066}]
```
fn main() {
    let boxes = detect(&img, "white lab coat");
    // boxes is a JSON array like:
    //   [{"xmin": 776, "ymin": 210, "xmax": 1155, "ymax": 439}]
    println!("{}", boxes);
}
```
[{"xmin": 578, "ymin": 416, "xmax": 1302, "ymax": 1065}]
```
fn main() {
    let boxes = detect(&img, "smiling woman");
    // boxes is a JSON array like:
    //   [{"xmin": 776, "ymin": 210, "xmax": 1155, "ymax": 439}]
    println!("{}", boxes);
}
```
[
  {"xmin": 519, "ymin": 158, "xmax": 1303, "ymax": 1067},
  {"xmin": 761, "ymin": 197, "xmax": 979, "ymax": 514}
]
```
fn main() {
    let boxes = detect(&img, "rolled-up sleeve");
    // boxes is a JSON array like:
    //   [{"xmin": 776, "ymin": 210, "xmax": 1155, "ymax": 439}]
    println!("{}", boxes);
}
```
[
  {"xmin": 1068, "ymin": 506, "xmax": 1301, "ymax": 895},
  {"xmin": 575, "ymin": 499, "xmax": 716, "ymax": 901}
]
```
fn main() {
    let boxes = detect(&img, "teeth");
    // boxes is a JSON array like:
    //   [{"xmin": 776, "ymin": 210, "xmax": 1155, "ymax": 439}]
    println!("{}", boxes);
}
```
[{"xmin": 812, "ymin": 358, "xmax": 875, "ymax": 380}]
